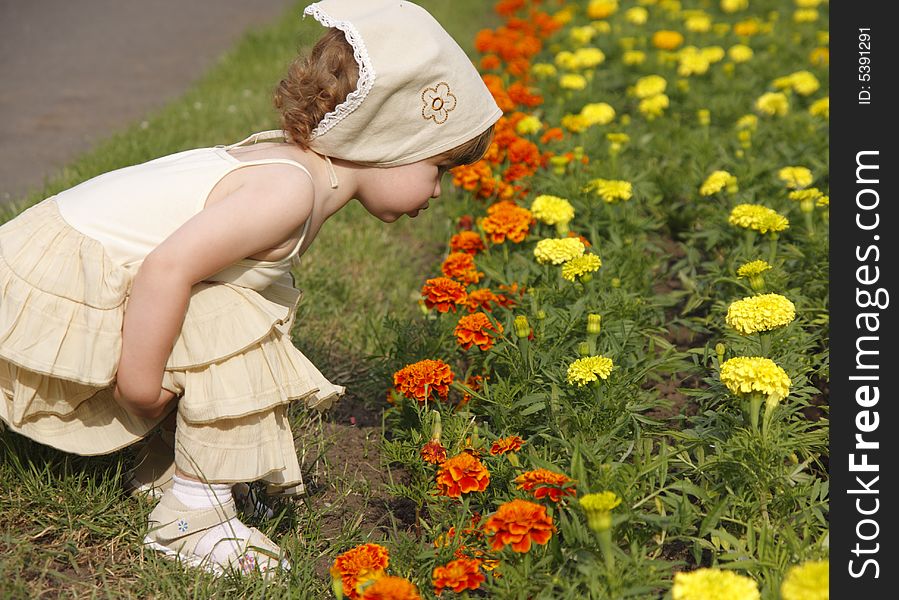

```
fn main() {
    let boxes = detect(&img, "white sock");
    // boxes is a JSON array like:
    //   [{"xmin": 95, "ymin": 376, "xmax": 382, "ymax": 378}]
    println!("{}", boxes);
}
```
[{"xmin": 171, "ymin": 475, "xmax": 253, "ymax": 566}]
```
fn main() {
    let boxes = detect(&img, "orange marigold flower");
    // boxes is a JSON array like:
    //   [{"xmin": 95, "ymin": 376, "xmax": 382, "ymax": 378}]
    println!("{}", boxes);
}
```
[
  {"xmin": 482, "ymin": 74, "xmax": 515, "ymax": 112},
  {"xmin": 508, "ymin": 82, "xmax": 543, "ymax": 108},
  {"xmin": 459, "ymin": 374, "xmax": 484, "ymax": 406},
  {"xmin": 490, "ymin": 435, "xmax": 524, "ymax": 455},
  {"xmin": 455, "ymin": 312, "xmax": 503, "ymax": 351},
  {"xmin": 540, "ymin": 127, "xmax": 564, "ymax": 144},
  {"xmin": 393, "ymin": 359, "xmax": 455, "ymax": 404},
  {"xmin": 481, "ymin": 201, "xmax": 533, "ymax": 244},
  {"xmin": 485, "ymin": 499, "xmax": 555, "ymax": 552},
  {"xmin": 480, "ymin": 54, "xmax": 502, "ymax": 71},
  {"xmin": 652, "ymin": 30, "xmax": 685, "ymax": 50},
  {"xmin": 433, "ymin": 558, "xmax": 486, "ymax": 595},
  {"xmin": 450, "ymin": 231, "xmax": 486, "ymax": 255},
  {"xmin": 567, "ymin": 231, "xmax": 592, "ymax": 247},
  {"xmin": 464, "ymin": 289, "xmax": 501, "ymax": 312},
  {"xmin": 421, "ymin": 277, "xmax": 468, "ymax": 313},
  {"xmin": 435, "ymin": 452, "xmax": 490, "ymax": 498},
  {"xmin": 330, "ymin": 543, "xmax": 390, "ymax": 600},
  {"xmin": 495, "ymin": 0, "xmax": 525, "ymax": 17},
  {"xmin": 442, "ymin": 252, "xmax": 483, "ymax": 285},
  {"xmin": 360, "ymin": 575, "xmax": 422, "ymax": 600},
  {"xmin": 457, "ymin": 214, "xmax": 475, "ymax": 231},
  {"xmin": 513, "ymin": 468, "xmax": 577, "ymax": 503},
  {"xmin": 451, "ymin": 161, "xmax": 493, "ymax": 193},
  {"xmin": 421, "ymin": 440, "xmax": 447, "ymax": 464}
]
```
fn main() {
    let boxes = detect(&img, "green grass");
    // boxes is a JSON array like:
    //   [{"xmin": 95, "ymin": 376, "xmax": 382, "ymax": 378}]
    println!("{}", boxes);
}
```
[{"xmin": 0, "ymin": 1, "xmax": 498, "ymax": 597}]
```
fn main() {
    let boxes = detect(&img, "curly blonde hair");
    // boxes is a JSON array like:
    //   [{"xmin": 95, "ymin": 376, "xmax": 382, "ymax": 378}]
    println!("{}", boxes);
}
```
[
  {"xmin": 274, "ymin": 28, "xmax": 495, "ymax": 166},
  {"xmin": 274, "ymin": 28, "xmax": 359, "ymax": 150}
]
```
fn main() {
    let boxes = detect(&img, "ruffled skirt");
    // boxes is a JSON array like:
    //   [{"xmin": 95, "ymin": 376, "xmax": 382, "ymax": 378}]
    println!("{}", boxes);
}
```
[{"xmin": 0, "ymin": 199, "xmax": 344, "ymax": 489}]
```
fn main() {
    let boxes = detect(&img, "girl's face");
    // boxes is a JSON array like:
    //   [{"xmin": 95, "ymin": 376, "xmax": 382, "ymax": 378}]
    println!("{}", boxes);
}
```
[{"xmin": 357, "ymin": 157, "xmax": 450, "ymax": 222}]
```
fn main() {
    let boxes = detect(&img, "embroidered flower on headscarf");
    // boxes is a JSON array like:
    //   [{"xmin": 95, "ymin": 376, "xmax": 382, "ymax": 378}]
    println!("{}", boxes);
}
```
[{"xmin": 421, "ymin": 82, "xmax": 458, "ymax": 125}]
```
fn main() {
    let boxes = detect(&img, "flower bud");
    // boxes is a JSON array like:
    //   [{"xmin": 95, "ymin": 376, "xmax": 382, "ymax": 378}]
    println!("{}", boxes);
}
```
[
  {"xmin": 697, "ymin": 109, "xmax": 710, "ymax": 126},
  {"xmin": 580, "ymin": 273, "xmax": 593, "ymax": 283},
  {"xmin": 611, "ymin": 277, "xmax": 621, "ymax": 288},
  {"xmin": 587, "ymin": 314, "xmax": 603, "ymax": 335},
  {"xmin": 536, "ymin": 309, "xmax": 547, "ymax": 321},
  {"xmin": 514, "ymin": 315, "xmax": 531, "ymax": 339},
  {"xmin": 577, "ymin": 341, "xmax": 591, "ymax": 356},
  {"xmin": 431, "ymin": 410, "xmax": 442, "ymax": 443}
]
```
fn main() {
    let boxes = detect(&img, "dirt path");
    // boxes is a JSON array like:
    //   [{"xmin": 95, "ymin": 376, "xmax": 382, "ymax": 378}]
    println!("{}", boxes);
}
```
[{"xmin": 0, "ymin": 0, "xmax": 295, "ymax": 205}]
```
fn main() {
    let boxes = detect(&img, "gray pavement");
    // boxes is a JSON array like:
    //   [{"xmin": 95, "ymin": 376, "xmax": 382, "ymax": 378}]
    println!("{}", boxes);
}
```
[{"xmin": 0, "ymin": 0, "xmax": 296, "ymax": 204}]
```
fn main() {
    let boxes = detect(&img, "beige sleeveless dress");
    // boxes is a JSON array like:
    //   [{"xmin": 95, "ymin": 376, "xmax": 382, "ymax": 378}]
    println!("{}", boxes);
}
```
[{"xmin": 0, "ymin": 130, "xmax": 344, "ymax": 491}]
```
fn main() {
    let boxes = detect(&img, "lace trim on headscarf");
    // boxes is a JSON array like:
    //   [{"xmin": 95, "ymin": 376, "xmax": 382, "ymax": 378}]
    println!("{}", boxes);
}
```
[{"xmin": 303, "ymin": 3, "xmax": 376, "ymax": 139}]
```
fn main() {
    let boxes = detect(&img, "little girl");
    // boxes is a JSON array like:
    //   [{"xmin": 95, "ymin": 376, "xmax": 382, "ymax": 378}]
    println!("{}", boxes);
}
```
[{"xmin": 0, "ymin": 0, "xmax": 500, "ymax": 578}]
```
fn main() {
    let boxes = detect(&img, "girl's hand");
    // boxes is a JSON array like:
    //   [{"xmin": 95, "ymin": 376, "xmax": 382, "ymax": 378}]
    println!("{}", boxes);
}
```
[{"xmin": 113, "ymin": 384, "xmax": 177, "ymax": 420}]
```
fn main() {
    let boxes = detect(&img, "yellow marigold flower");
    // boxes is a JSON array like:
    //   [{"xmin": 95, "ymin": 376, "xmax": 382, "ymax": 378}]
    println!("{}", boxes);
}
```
[
  {"xmin": 569, "ymin": 25, "xmax": 597, "ymax": 45},
  {"xmin": 678, "ymin": 47, "xmax": 710, "ymax": 76},
  {"xmin": 574, "ymin": 47, "xmax": 606, "ymax": 69},
  {"xmin": 562, "ymin": 254, "xmax": 602, "ymax": 281},
  {"xmin": 515, "ymin": 115, "xmax": 543, "ymax": 136},
  {"xmin": 606, "ymin": 132, "xmax": 630, "ymax": 145},
  {"xmin": 809, "ymin": 97, "xmax": 829, "ymax": 118},
  {"xmin": 685, "ymin": 14, "xmax": 712, "ymax": 33},
  {"xmin": 733, "ymin": 19, "xmax": 761, "ymax": 36},
  {"xmin": 793, "ymin": 8, "xmax": 818, "ymax": 23},
  {"xmin": 618, "ymin": 36, "xmax": 638, "ymax": 51},
  {"xmin": 726, "ymin": 293, "xmax": 796, "ymax": 334},
  {"xmin": 795, "ymin": 0, "xmax": 823, "ymax": 7},
  {"xmin": 697, "ymin": 109, "xmax": 710, "ymax": 126},
  {"xmin": 736, "ymin": 260, "xmax": 771, "ymax": 278},
  {"xmin": 780, "ymin": 559, "xmax": 829, "ymax": 600},
  {"xmin": 561, "ymin": 113, "xmax": 589, "ymax": 133},
  {"xmin": 531, "ymin": 62, "xmax": 558, "ymax": 78},
  {"xmin": 632, "ymin": 74, "xmax": 667, "ymax": 98},
  {"xmin": 721, "ymin": 0, "xmax": 748, "ymax": 13},
  {"xmin": 735, "ymin": 114, "xmax": 758, "ymax": 130},
  {"xmin": 776, "ymin": 70, "xmax": 820, "ymax": 96},
  {"xmin": 672, "ymin": 568, "xmax": 760, "ymax": 600},
  {"xmin": 639, "ymin": 93, "xmax": 670, "ymax": 119},
  {"xmin": 579, "ymin": 102, "xmax": 614, "ymax": 127},
  {"xmin": 755, "ymin": 92, "xmax": 789, "ymax": 116},
  {"xmin": 531, "ymin": 195, "xmax": 575, "ymax": 226},
  {"xmin": 652, "ymin": 30, "xmax": 685, "ymax": 50},
  {"xmin": 778, "ymin": 166, "xmax": 813, "ymax": 189},
  {"xmin": 566, "ymin": 355, "xmax": 614, "ymax": 386},
  {"xmin": 560, "ymin": 74, "xmax": 588, "ymax": 90},
  {"xmin": 555, "ymin": 51, "xmax": 579, "ymax": 71},
  {"xmin": 719, "ymin": 356, "xmax": 791, "ymax": 403},
  {"xmin": 700, "ymin": 46, "xmax": 725, "ymax": 63},
  {"xmin": 700, "ymin": 170, "xmax": 738, "ymax": 196},
  {"xmin": 534, "ymin": 238, "xmax": 586, "ymax": 265},
  {"xmin": 587, "ymin": 0, "xmax": 618, "ymax": 19},
  {"xmin": 809, "ymin": 47, "xmax": 829, "ymax": 66},
  {"xmin": 623, "ymin": 50, "xmax": 647, "ymax": 65},
  {"xmin": 592, "ymin": 20, "xmax": 612, "ymax": 34},
  {"xmin": 816, "ymin": 195, "xmax": 829, "ymax": 208},
  {"xmin": 587, "ymin": 178, "xmax": 634, "ymax": 203},
  {"xmin": 625, "ymin": 7, "xmax": 649, "ymax": 24},
  {"xmin": 579, "ymin": 491, "xmax": 622, "ymax": 532},
  {"xmin": 727, "ymin": 44, "xmax": 753, "ymax": 62},
  {"xmin": 729, "ymin": 204, "xmax": 789, "ymax": 234},
  {"xmin": 788, "ymin": 187, "xmax": 824, "ymax": 203}
]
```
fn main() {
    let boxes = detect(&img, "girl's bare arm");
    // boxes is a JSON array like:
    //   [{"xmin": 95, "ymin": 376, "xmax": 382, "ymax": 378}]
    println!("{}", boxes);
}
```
[{"xmin": 114, "ymin": 165, "xmax": 313, "ymax": 418}]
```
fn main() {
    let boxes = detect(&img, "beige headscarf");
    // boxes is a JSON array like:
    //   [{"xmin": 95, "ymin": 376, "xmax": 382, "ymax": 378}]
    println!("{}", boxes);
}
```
[{"xmin": 303, "ymin": 0, "xmax": 503, "ymax": 166}]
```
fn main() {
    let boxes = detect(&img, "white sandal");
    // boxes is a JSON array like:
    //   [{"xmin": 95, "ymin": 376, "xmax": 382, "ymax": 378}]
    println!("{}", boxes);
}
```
[{"xmin": 143, "ymin": 492, "xmax": 289, "ymax": 578}]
